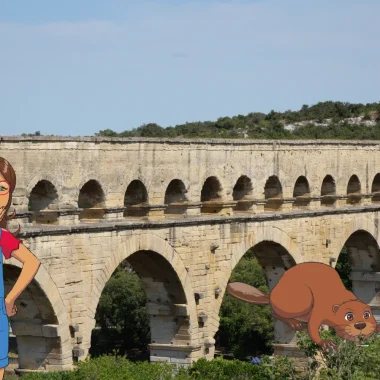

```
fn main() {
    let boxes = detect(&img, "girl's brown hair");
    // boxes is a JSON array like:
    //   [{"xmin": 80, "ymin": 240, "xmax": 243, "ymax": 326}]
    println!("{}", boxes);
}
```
[{"xmin": 0, "ymin": 157, "xmax": 20, "ymax": 236}]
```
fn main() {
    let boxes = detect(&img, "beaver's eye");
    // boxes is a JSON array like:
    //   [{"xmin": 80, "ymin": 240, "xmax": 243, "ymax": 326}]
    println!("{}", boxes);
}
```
[
  {"xmin": 363, "ymin": 311, "xmax": 371, "ymax": 319},
  {"xmin": 345, "ymin": 312, "xmax": 354, "ymax": 321}
]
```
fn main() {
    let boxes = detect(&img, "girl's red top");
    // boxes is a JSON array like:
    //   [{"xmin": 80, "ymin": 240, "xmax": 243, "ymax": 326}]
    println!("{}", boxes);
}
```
[{"xmin": 0, "ymin": 228, "xmax": 22, "ymax": 259}]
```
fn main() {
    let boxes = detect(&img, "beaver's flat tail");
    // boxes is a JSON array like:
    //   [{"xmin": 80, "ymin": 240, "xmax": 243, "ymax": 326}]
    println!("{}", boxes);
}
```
[{"xmin": 227, "ymin": 282, "xmax": 270, "ymax": 304}]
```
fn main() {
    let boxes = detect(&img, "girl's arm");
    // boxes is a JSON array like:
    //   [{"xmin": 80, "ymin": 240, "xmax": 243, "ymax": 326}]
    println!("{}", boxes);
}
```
[{"xmin": 5, "ymin": 243, "xmax": 40, "ymax": 311}]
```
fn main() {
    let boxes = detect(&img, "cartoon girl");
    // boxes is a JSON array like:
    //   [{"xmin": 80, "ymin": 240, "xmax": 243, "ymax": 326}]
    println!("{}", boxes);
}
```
[{"xmin": 0, "ymin": 157, "xmax": 40, "ymax": 379}]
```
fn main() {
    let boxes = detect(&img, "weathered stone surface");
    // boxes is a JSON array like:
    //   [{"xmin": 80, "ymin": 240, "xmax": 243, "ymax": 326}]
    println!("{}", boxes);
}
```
[{"xmin": 2, "ymin": 137, "xmax": 380, "ymax": 372}]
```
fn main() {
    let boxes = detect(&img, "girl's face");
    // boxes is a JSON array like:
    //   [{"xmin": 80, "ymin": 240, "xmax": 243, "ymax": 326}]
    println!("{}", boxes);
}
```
[{"xmin": 0, "ymin": 173, "xmax": 10, "ymax": 222}]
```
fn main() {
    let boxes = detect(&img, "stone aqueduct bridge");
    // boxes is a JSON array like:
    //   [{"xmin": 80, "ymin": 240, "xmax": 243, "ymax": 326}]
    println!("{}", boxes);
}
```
[{"xmin": 2, "ymin": 136, "xmax": 380, "ymax": 372}]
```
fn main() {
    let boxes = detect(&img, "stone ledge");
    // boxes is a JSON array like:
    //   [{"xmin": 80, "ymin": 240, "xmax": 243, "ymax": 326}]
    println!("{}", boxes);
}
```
[
  {"xmin": 2, "ymin": 135, "xmax": 380, "ymax": 148},
  {"xmin": 149, "ymin": 343, "xmax": 202, "ymax": 352},
  {"xmin": 17, "ymin": 203, "xmax": 380, "ymax": 238}
]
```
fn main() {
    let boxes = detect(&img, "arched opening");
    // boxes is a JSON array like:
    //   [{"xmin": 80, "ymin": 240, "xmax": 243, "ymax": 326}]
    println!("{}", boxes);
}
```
[
  {"xmin": 293, "ymin": 176, "xmax": 311, "ymax": 209},
  {"xmin": 28, "ymin": 180, "xmax": 59, "ymax": 224},
  {"xmin": 124, "ymin": 180, "xmax": 149, "ymax": 218},
  {"xmin": 90, "ymin": 250, "xmax": 190, "ymax": 363},
  {"xmin": 216, "ymin": 242, "xmax": 296, "ymax": 360},
  {"xmin": 264, "ymin": 176, "xmax": 283, "ymax": 211},
  {"xmin": 232, "ymin": 176, "xmax": 254, "ymax": 212},
  {"xmin": 371, "ymin": 173, "xmax": 380, "ymax": 202},
  {"xmin": 201, "ymin": 176, "xmax": 223, "ymax": 214},
  {"xmin": 321, "ymin": 175, "xmax": 336, "ymax": 207},
  {"xmin": 347, "ymin": 175, "xmax": 361, "ymax": 205},
  {"xmin": 78, "ymin": 180, "xmax": 106, "ymax": 221},
  {"xmin": 164, "ymin": 179, "xmax": 188, "ymax": 217},
  {"xmin": 3, "ymin": 265, "xmax": 66, "ymax": 372},
  {"xmin": 335, "ymin": 230, "xmax": 380, "ymax": 319}
]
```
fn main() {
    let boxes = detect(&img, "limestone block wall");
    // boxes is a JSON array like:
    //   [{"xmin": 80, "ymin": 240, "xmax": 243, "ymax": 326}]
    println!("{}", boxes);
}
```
[
  {"xmin": 1, "ymin": 137, "xmax": 380, "ymax": 215},
  {"xmin": 7, "ymin": 205, "xmax": 380, "ymax": 371}
]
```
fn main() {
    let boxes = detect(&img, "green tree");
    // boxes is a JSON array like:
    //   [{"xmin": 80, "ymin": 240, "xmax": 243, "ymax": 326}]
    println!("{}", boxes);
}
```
[
  {"xmin": 217, "ymin": 250, "xmax": 274, "ymax": 359},
  {"xmin": 91, "ymin": 266, "xmax": 150, "ymax": 357}
]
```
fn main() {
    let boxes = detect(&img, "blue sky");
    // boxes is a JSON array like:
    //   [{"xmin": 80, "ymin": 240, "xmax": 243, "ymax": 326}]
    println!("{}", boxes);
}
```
[{"xmin": 0, "ymin": 0, "xmax": 379, "ymax": 136}]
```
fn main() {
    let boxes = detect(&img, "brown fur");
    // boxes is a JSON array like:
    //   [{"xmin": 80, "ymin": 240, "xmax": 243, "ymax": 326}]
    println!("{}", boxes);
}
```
[{"xmin": 227, "ymin": 262, "xmax": 379, "ymax": 351}]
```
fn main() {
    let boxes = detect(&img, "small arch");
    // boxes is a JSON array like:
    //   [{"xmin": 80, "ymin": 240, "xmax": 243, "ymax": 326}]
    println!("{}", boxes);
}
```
[
  {"xmin": 164, "ymin": 179, "xmax": 188, "ymax": 217},
  {"xmin": 124, "ymin": 180, "xmax": 149, "ymax": 218},
  {"xmin": 371, "ymin": 173, "xmax": 380, "ymax": 202},
  {"xmin": 78, "ymin": 180, "xmax": 106, "ymax": 220},
  {"xmin": 28, "ymin": 180, "xmax": 58, "ymax": 211},
  {"xmin": 233, "ymin": 176, "xmax": 254, "ymax": 212},
  {"xmin": 28, "ymin": 180, "xmax": 59, "ymax": 224},
  {"xmin": 201, "ymin": 176, "xmax": 223, "ymax": 214},
  {"xmin": 321, "ymin": 175, "xmax": 336, "ymax": 207},
  {"xmin": 293, "ymin": 176, "xmax": 311, "ymax": 209},
  {"xmin": 346, "ymin": 175, "xmax": 361, "ymax": 205},
  {"xmin": 264, "ymin": 176, "xmax": 283, "ymax": 211}
]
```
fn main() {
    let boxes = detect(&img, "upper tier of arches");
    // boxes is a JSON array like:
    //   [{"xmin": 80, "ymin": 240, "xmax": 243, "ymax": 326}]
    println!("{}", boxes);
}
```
[{"xmin": 22, "ymin": 172, "xmax": 380, "ymax": 224}]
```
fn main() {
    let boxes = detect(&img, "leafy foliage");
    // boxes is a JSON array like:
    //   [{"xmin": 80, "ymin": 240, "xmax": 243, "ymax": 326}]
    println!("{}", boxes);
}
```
[
  {"xmin": 20, "ymin": 355, "xmax": 297, "ymax": 380},
  {"xmin": 95, "ymin": 101, "xmax": 380, "ymax": 140},
  {"xmin": 90, "ymin": 267, "xmax": 150, "ymax": 357},
  {"xmin": 335, "ymin": 246, "xmax": 352, "ymax": 291},
  {"xmin": 217, "ymin": 250, "xmax": 274, "ymax": 359},
  {"xmin": 296, "ymin": 329, "xmax": 380, "ymax": 380}
]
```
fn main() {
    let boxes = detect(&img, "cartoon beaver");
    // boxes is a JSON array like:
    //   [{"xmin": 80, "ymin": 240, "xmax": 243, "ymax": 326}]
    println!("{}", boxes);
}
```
[{"xmin": 227, "ymin": 262, "xmax": 380, "ymax": 351}]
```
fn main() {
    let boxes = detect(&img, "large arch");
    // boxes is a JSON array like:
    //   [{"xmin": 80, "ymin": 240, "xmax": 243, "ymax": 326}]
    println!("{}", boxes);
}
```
[
  {"xmin": 4, "ymin": 258, "xmax": 72, "ymax": 372},
  {"xmin": 333, "ymin": 217, "xmax": 380, "ymax": 263},
  {"xmin": 85, "ymin": 234, "xmax": 198, "ymax": 364},
  {"xmin": 213, "ymin": 227, "xmax": 301, "ymax": 353},
  {"xmin": 332, "ymin": 219, "xmax": 380, "ymax": 325}
]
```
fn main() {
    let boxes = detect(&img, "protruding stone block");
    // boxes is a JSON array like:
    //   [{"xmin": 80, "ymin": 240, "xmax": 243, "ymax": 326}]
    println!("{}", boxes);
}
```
[
  {"xmin": 72, "ymin": 347, "xmax": 84, "ymax": 357},
  {"xmin": 69, "ymin": 324, "xmax": 79, "ymax": 334},
  {"xmin": 198, "ymin": 312, "xmax": 208, "ymax": 323}
]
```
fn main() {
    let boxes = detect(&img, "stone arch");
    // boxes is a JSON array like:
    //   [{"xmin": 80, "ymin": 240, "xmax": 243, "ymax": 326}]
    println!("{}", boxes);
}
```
[
  {"xmin": 78, "ymin": 179, "xmax": 105, "ymax": 208},
  {"xmin": 232, "ymin": 175, "xmax": 254, "ymax": 212},
  {"xmin": 200, "ymin": 176, "xmax": 224, "ymax": 214},
  {"xmin": 214, "ymin": 228, "xmax": 300, "ymax": 352},
  {"xmin": 264, "ymin": 176, "xmax": 283, "ymax": 211},
  {"xmin": 164, "ymin": 179, "xmax": 188, "ymax": 217},
  {"xmin": 25, "ymin": 174, "xmax": 61, "ymax": 210},
  {"xmin": 371, "ymin": 173, "xmax": 380, "ymax": 202},
  {"xmin": 28, "ymin": 180, "xmax": 59, "ymax": 212},
  {"xmin": 333, "ymin": 217, "xmax": 380, "ymax": 268},
  {"xmin": 201, "ymin": 176, "xmax": 223, "ymax": 202},
  {"xmin": 321, "ymin": 175, "xmax": 336, "ymax": 207},
  {"xmin": 332, "ymin": 219, "xmax": 380, "ymax": 321},
  {"xmin": 4, "ymin": 258, "xmax": 71, "ymax": 371},
  {"xmin": 86, "ymin": 233, "xmax": 198, "ymax": 365},
  {"xmin": 346, "ymin": 174, "xmax": 361, "ymax": 205},
  {"xmin": 293, "ymin": 176, "xmax": 311, "ymax": 209},
  {"xmin": 124, "ymin": 180, "xmax": 149, "ymax": 218},
  {"xmin": 78, "ymin": 179, "xmax": 106, "ymax": 220}
]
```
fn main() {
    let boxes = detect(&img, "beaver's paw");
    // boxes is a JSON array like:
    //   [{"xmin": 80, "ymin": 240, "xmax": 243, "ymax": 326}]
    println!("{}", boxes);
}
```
[
  {"xmin": 287, "ymin": 319, "xmax": 306, "ymax": 331},
  {"xmin": 320, "ymin": 339, "xmax": 337, "ymax": 353}
]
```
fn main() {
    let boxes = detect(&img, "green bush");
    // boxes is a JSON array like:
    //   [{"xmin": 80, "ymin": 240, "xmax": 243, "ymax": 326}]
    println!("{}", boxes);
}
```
[{"xmin": 20, "ymin": 354, "xmax": 298, "ymax": 380}]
